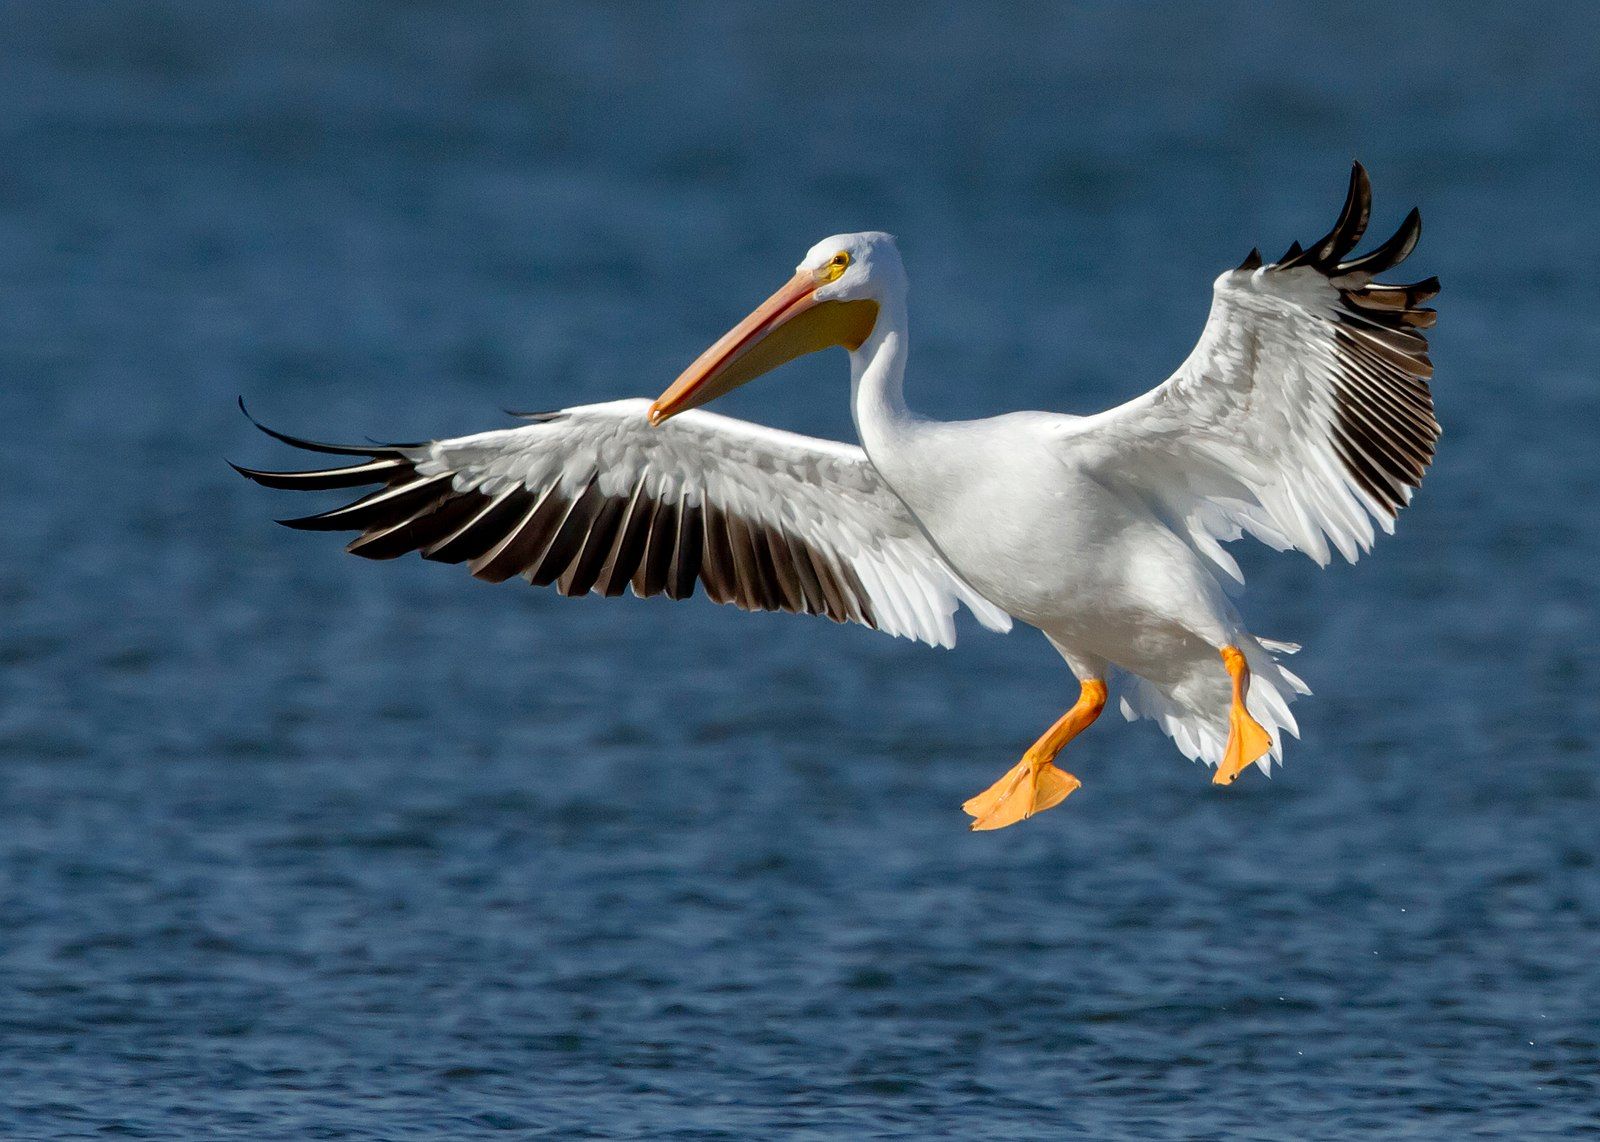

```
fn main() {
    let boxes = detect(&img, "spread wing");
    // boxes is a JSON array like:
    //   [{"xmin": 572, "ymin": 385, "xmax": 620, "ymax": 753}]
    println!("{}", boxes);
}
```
[
  {"xmin": 1059, "ymin": 162, "xmax": 1440, "ymax": 585},
  {"xmin": 233, "ymin": 398, "xmax": 1012, "ymax": 648}
]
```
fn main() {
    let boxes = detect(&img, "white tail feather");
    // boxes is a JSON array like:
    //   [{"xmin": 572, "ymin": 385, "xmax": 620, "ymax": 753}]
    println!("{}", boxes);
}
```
[{"xmin": 1117, "ymin": 639, "xmax": 1308, "ymax": 774}]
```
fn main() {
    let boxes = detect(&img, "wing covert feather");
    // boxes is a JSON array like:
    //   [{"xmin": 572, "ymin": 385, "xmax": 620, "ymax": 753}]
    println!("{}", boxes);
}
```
[
  {"xmin": 1058, "ymin": 163, "xmax": 1439, "ymax": 581},
  {"xmin": 238, "ymin": 398, "xmax": 1011, "ymax": 647}
]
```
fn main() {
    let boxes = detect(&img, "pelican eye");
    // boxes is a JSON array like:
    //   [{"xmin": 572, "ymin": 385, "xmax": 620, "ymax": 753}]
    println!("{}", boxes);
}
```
[{"xmin": 818, "ymin": 250, "xmax": 851, "ymax": 283}]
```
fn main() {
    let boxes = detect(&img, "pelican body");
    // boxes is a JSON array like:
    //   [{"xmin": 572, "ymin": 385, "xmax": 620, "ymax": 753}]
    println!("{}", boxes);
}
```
[{"xmin": 237, "ymin": 164, "xmax": 1438, "ymax": 830}]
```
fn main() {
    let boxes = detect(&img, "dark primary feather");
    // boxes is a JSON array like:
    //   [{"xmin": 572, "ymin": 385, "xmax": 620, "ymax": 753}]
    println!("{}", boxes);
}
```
[
  {"xmin": 234, "ymin": 397, "xmax": 421, "ymax": 456},
  {"xmin": 1240, "ymin": 162, "xmax": 1440, "ymax": 520},
  {"xmin": 1282, "ymin": 161, "xmax": 1371, "ymax": 268},
  {"xmin": 234, "ymin": 409, "xmax": 883, "ymax": 630}
]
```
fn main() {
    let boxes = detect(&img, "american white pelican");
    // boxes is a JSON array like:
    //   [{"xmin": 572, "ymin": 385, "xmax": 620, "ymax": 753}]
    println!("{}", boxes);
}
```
[{"xmin": 235, "ymin": 163, "xmax": 1438, "ymax": 830}]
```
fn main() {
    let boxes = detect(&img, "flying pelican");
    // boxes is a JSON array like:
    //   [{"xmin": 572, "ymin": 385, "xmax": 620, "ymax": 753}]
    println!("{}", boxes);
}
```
[{"xmin": 234, "ymin": 163, "xmax": 1438, "ymax": 830}]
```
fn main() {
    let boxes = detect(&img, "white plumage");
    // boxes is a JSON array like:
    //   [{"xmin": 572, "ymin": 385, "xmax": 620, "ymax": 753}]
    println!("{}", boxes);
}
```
[{"xmin": 238, "ymin": 163, "xmax": 1437, "ymax": 829}]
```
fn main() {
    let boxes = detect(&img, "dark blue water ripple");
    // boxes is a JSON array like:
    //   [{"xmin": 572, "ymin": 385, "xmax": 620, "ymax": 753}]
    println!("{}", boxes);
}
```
[{"xmin": 2, "ymin": 3, "xmax": 1598, "ymax": 1138}]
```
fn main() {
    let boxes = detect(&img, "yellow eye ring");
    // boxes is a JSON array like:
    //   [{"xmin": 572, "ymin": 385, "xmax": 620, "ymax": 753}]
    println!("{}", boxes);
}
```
[{"xmin": 819, "ymin": 250, "xmax": 851, "ymax": 283}]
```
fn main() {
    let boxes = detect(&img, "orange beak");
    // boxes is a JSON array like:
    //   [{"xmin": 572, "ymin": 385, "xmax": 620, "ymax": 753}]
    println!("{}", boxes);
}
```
[{"xmin": 648, "ymin": 270, "xmax": 878, "ymax": 426}]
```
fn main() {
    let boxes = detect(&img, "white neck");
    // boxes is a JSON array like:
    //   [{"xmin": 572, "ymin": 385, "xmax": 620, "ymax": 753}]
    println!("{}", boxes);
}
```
[{"xmin": 848, "ymin": 290, "xmax": 916, "ymax": 457}]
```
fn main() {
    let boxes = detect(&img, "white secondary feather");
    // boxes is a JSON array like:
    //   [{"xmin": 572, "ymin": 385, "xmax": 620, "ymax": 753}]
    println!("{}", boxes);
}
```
[
  {"xmin": 407, "ymin": 399, "xmax": 1013, "ymax": 648},
  {"xmin": 1056, "ymin": 259, "xmax": 1434, "ymax": 584}
]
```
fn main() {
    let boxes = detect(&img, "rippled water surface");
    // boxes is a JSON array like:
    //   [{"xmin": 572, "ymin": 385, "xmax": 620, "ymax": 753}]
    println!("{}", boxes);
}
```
[{"xmin": 3, "ymin": 4, "xmax": 1598, "ymax": 1138}]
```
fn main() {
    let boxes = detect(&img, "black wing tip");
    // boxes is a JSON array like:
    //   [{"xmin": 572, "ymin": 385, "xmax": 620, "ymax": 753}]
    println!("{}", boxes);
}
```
[
  {"xmin": 235, "ymin": 395, "xmax": 409, "ymax": 457},
  {"xmin": 228, "ymin": 458, "xmax": 281, "ymax": 486},
  {"xmin": 1279, "ymin": 161, "xmax": 1372, "ymax": 270},
  {"xmin": 274, "ymin": 513, "xmax": 331, "ymax": 531},
  {"xmin": 1346, "ymin": 159, "xmax": 1371, "ymax": 203},
  {"xmin": 1321, "ymin": 162, "xmax": 1373, "ymax": 262},
  {"xmin": 1335, "ymin": 207, "xmax": 1422, "ymax": 277},
  {"xmin": 1260, "ymin": 165, "xmax": 1424, "ymax": 281},
  {"xmin": 229, "ymin": 455, "xmax": 408, "ymax": 492}
]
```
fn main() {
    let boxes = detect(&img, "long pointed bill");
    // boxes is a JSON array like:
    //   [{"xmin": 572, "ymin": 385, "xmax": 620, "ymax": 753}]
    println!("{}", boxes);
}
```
[{"xmin": 649, "ymin": 270, "xmax": 878, "ymax": 426}]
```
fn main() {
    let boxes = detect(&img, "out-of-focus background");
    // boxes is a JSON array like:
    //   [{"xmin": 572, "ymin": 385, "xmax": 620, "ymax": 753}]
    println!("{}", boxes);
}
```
[{"xmin": 2, "ymin": 4, "xmax": 1596, "ymax": 1138}]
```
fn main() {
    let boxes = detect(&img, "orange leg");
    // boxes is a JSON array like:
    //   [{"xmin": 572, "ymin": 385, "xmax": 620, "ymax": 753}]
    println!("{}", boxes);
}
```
[
  {"xmin": 964, "ymin": 679, "xmax": 1106, "ymax": 831},
  {"xmin": 1213, "ymin": 645, "xmax": 1273, "ymax": 786}
]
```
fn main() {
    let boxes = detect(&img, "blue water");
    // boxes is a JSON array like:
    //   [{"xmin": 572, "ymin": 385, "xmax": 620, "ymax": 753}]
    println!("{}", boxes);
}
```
[{"xmin": 3, "ymin": 4, "xmax": 1598, "ymax": 1138}]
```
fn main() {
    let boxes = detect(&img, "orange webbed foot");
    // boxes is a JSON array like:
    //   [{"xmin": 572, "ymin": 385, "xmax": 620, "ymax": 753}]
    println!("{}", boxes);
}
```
[
  {"xmin": 965, "ymin": 757, "xmax": 1081, "ymax": 831},
  {"xmin": 961, "ymin": 757, "xmax": 1030, "ymax": 821},
  {"xmin": 963, "ymin": 679, "xmax": 1103, "ymax": 830},
  {"xmin": 1213, "ymin": 645, "xmax": 1273, "ymax": 786}
]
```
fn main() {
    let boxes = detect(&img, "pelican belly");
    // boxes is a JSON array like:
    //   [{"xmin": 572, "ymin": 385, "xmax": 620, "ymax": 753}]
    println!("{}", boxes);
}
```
[{"xmin": 874, "ymin": 416, "xmax": 1235, "ymax": 666}]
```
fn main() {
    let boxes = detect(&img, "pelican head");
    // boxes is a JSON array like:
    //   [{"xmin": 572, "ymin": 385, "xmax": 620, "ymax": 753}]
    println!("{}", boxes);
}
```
[{"xmin": 648, "ymin": 231, "xmax": 900, "ymax": 425}]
